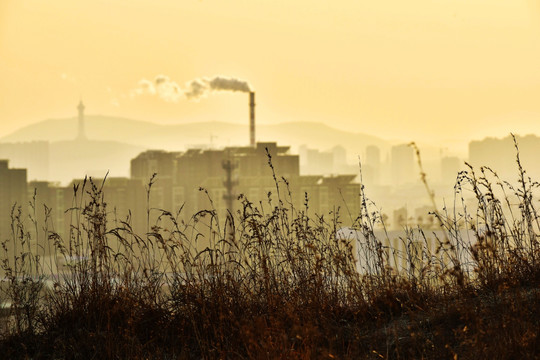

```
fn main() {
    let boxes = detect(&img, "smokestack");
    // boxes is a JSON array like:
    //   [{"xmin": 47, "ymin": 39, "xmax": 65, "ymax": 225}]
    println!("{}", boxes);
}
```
[{"xmin": 249, "ymin": 92, "xmax": 255, "ymax": 147}]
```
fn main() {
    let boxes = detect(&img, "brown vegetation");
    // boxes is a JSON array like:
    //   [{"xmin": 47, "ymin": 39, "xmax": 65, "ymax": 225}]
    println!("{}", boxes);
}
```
[{"xmin": 0, "ymin": 144, "xmax": 539, "ymax": 359}]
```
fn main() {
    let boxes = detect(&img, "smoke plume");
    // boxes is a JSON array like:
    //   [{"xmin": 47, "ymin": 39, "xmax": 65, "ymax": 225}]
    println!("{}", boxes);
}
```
[{"xmin": 132, "ymin": 75, "xmax": 252, "ymax": 102}]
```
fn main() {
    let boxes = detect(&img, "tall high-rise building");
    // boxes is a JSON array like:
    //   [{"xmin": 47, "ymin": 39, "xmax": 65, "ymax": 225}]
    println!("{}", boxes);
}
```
[
  {"xmin": 28, "ymin": 180, "xmax": 69, "ymax": 254},
  {"xmin": 0, "ymin": 160, "xmax": 27, "ymax": 242},
  {"xmin": 363, "ymin": 145, "xmax": 381, "ymax": 185},
  {"xmin": 131, "ymin": 150, "xmax": 179, "ymax": 212},
  {"xmin": 365, "ymin": 146, "xmax": 381, "ymax": 168},
  {"xmin": 468, "ymin": 135, "xmax": 540, "ymax": 181},
  {"xmin": 391, "ymin": 144, "xmax": 414, "ymax": 186},
  {"xmin": 332, "ymin": 145, "xmax": 347, "ymax": 167},
  {"xmin": 441, "ymin": 156, "xmax": 461, "ymax": 185}
]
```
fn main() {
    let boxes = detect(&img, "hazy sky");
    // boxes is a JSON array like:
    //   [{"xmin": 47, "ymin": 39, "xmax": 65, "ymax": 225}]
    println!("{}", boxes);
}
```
[{"xmin": 1, "ymin": 0, "xmax": 540, "ymax": 151}]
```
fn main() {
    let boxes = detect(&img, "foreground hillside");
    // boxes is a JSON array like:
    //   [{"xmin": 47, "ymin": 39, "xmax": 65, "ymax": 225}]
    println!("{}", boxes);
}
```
[{"xmin": 0, "ymin": 149, "xmax": 539, "ymax": 359}]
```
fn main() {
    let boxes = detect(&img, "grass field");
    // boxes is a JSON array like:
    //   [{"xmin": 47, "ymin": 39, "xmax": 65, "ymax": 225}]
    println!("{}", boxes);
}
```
[{"xmin": 0, "ymin": 143, "xmax": 539, "ymax": 359}]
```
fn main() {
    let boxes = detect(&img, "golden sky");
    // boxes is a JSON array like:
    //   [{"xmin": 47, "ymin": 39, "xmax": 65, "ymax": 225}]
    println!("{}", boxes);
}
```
[{"xmin": 1, "ymin": 0, "xmax": 540, "ymax": 150}]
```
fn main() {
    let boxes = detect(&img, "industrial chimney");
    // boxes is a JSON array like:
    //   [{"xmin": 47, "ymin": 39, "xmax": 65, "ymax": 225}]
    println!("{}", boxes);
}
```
[{"xmin": 249, "ymin": 92, "xmax": 255, "ymax": 146}]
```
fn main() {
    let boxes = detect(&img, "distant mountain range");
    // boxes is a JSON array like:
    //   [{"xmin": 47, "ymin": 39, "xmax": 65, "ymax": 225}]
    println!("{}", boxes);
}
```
[{"xmin": 0, "ymin": 116, "xmax": 391, "ymax": 157}]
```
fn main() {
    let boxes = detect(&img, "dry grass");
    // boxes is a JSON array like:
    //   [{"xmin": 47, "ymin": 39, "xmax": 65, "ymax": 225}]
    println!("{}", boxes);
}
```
[{"xmin": 0, "ymin": 142, "xmax": 539, "ymax": 359}]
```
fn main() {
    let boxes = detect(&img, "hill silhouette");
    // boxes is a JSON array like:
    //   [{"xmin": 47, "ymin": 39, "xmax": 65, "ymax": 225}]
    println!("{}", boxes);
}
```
[{"xmin": 1, "ymin": 116, "xmax": 390, "ymax": 156}]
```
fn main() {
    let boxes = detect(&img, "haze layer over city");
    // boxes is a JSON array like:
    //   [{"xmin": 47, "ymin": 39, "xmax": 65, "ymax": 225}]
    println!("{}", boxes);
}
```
[
  {"xmin": 2, "ymin": 1, "xmax": 540, "ymax": 358},
  {"xmin": 2, "ymin": 1, "xmax": 540, "ymax": 217}
]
